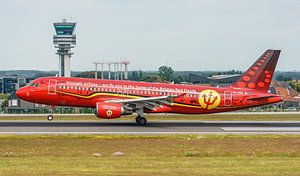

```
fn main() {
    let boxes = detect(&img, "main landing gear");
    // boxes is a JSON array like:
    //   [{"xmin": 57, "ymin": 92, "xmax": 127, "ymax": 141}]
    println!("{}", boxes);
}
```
[
  {"xmin": 136, "ymin": 115, "xmax": 147, "ymax": 126},
  {"xmin": 135, "ymin": 108, "xmax": 147, "ymax": 126}
]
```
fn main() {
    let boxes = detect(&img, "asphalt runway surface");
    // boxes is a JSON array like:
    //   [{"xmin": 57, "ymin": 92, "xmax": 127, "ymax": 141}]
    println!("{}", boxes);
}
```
[{"xmin": 0, "ymin": 120, "xmax": 300, "ymax": 134}]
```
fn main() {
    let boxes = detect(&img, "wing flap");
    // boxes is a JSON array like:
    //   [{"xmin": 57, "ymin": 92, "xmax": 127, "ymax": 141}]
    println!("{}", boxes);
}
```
[
  {"xmin": 104, "ymin": 94, "xmax": 182, "ymax": 111},
  {"xmin": 105, "ymin": 95, "xmax": 171, "ymax": 103}
]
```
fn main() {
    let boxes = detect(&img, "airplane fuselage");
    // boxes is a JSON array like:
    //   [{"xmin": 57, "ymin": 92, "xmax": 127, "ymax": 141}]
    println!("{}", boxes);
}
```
[{"xmin": 16, "ymin": 76, "xmax": 282, "ymax": 114}]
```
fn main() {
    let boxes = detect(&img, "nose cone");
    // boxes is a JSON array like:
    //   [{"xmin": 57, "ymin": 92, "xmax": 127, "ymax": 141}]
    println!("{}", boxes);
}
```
[{"xmin": 16, "ymin": 87, "xmax": 27, "ymax": 100}]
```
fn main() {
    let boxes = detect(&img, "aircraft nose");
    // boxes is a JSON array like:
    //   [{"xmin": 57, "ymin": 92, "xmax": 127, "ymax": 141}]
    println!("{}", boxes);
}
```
[{"xmin": 16, "ymin": 87, "xmax": 27, "ymax": 100}]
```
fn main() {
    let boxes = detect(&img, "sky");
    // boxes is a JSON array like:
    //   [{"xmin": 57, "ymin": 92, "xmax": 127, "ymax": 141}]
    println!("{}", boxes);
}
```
[{"xmin": 0, "ymin": 0, "xmax": 299, "ymax": 72}]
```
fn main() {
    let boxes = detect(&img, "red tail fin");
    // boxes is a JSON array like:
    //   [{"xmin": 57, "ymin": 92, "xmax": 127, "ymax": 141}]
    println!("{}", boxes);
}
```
[{"xmin": 231, "ymin": 49, "xmax": 281, "ymax": 93}]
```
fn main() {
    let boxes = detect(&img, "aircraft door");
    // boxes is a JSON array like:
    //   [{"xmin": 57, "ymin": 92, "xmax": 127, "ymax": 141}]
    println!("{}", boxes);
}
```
[
  {"xmin": 224, "ymin": 91, "xmax": 232, "ymax": 106},
  {"xmin": 48, "ymin": 79, "xmax": 57, "ymax": 95}
]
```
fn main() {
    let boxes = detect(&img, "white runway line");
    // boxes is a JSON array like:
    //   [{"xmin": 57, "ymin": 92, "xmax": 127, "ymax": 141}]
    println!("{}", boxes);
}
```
[
  {"xmin": 222, "ymin": 127, "xmax": 300, "ymax": 131},
  {"xmin": 0, "ymin": 132, "xmax": 300, "ymax": 135}
]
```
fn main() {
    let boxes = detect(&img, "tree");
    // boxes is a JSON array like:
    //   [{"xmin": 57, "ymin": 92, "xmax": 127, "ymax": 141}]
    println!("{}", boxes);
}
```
[
  {"xmin": 276, "ymin": 75, "xmax": 292, "ymax": 81},
  {"xmin": 158, "ymin": 66, "xmax": 174, "ymax": 82},
  {"xmin": 174, "ymin": 76, "xmax": 184, "ymax": 84},
  {"xmin": 276, "ymin": 75, "xmax": 284, "ymax": 81}
]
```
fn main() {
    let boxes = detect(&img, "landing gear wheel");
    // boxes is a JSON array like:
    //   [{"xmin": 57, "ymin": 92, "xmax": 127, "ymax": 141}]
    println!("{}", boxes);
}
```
[
  {"xmin": 136, "ymin": 117, "xmax": 147, "ymax": 126},
  {"xmin": 47, "ymin": 115, "xmax": 53, "ymax": 121},
  {"xmin": 135, "ymin": 116, "xmax": 141, "ymax": 123}
]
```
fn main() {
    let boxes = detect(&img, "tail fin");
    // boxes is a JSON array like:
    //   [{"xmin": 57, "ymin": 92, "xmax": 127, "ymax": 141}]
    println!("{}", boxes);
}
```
[{"xmin": 231, "ymin": 49, "xmax": 281, "ymax": 93}]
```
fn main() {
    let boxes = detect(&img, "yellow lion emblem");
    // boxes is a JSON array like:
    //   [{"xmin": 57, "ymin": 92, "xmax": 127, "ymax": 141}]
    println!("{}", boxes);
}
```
[{"xmin": 199, "ymin": 90, "xmax": 221, "ymax": 110}]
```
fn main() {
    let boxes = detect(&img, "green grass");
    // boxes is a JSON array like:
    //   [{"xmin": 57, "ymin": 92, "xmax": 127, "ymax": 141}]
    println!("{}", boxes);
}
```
[
  {"xmin": 0, "ymin": 113, "xmax": 300, "ymax": 121},
  {"xmin": 0, "ymin": 134, "xmax": 299, "ymax": 175}
]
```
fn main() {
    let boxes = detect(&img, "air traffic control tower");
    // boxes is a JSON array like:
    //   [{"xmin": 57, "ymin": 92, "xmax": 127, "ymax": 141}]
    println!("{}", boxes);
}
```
[{"xmin": 53, "ymin": 19, "xmax": 76, "ymax": 77}]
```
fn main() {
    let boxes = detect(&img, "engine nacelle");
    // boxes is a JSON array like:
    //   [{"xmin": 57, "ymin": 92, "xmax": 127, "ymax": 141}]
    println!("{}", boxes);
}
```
[{"xmin": 96, "ymin": 102, "xmax": 131, "ymax": 119}]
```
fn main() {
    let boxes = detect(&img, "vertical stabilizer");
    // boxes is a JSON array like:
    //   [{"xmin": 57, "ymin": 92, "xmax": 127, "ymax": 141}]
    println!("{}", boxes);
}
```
[{"xmin": 231, "ymin": 49, "xmax": 281, "ymax": 92}]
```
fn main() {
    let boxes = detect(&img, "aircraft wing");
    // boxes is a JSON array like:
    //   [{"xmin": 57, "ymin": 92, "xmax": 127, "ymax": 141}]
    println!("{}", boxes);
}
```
[{"xmin": 105, "ymin": 94, "xmax": 184, "ymax": 110}]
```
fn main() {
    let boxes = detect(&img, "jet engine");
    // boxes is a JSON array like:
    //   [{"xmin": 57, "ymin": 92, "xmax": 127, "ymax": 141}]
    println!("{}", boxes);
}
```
[{"xmin": 95, "ymin": 102, "xmax": 132, "ymax": 119}]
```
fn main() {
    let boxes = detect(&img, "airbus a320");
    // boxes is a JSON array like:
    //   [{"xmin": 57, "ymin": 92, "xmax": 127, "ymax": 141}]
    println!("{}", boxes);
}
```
[{"xmin": 16, "ymin": 49, "xmax": 283, "ymax": 125}]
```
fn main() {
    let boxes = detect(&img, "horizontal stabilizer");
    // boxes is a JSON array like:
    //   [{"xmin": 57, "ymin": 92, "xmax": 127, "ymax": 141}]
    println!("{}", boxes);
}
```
[{"xmin": 247, "ymin": 95, "xmax": 277, "ymax": 101}]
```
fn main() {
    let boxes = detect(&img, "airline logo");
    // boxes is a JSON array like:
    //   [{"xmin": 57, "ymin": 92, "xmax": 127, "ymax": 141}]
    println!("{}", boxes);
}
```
[
  {"xmin": 199, "ymin": 89, "xmax": 221, "ymax": 110},
  {"xmin": 106, "ymin": 110, "xmax": 113, "ymax": 117}
]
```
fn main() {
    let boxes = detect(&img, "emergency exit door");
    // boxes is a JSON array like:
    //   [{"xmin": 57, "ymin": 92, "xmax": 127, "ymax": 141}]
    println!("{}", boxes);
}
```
[{"xmin": 48, "ymin": 79, "xmax": 57, "ymax": 95}]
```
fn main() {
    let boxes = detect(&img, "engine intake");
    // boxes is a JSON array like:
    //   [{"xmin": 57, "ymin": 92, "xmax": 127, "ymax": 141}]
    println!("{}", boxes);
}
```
[{"xmin": 95, "ymin": 102, "xmax": 131, "ymax": 119}]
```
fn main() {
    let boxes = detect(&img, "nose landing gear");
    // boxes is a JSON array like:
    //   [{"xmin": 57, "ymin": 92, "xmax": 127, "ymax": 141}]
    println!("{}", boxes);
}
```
[
  {"xmin": 47, "ymin": 115, "xmax": 54, "ymax": 121},
  {"xmin": 47, "ymin": 105, "xmax": 55, "ymax": 121}
]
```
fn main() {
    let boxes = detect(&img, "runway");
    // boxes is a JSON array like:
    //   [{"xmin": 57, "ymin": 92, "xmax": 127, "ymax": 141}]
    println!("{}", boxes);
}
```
[{"xmin": 0, "ymin": 120, "xmax": 300, "ymax": 134}]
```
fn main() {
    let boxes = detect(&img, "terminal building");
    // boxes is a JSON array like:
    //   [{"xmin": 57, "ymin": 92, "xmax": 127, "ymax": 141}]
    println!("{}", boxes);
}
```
[
  {"xmin": 0, "ymin": 76, "xmax": 29, "ymax": 94},
  {"xmin": 189, "ymin": 73, "xmax": 242, "ymax": 87},
  {"xmin": 53, "ymin": 19, "xmax": 76, "ymax": 77}
]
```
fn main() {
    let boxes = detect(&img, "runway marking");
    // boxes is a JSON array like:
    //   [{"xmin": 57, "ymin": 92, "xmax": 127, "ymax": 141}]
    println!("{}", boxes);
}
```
[
  {"xmin": 0, "ymin": 132, "xmax": 300, "ymax": 135},
  {"xmin": 222, "ymin": 127, "xmax": 300, "ymax": 131}
]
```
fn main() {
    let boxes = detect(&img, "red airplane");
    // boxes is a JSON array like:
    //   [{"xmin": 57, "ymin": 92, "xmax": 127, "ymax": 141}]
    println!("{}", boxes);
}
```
[{"xmin": 16, "ymin": 49, "xmax": 283, "ymax": 125}]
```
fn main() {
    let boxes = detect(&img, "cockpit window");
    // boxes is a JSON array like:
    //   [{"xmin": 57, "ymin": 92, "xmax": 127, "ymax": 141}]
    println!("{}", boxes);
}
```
[
  {"xmin": 28, "ymin": 82, "xmax": 40, "ymax": 87},
  {"xmin": 29, "ymin": 82, "xmax": 35, "ymax": 87}
]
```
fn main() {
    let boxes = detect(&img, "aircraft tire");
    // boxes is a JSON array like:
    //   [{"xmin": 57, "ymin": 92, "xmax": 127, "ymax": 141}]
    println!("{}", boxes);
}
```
[
  {"xmin": 135, "ymin": 115, "xmax": 141, "ymax": 123},
  {"xmin": 47, "ymin": 115, "xmax": 54, "ymax": 121},
  {"xmin": 137, "ymin": 117, "xmax": 147, "ymax": 126}
]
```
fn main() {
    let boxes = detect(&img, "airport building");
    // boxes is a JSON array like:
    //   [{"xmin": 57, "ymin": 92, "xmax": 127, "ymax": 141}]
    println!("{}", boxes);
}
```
[
  {"xmin": 0, "ymin": 76, "xmax": 29, "ymax": 94},
  {"xmin": 270, "ymin": 81, "xmax": 300, "ymax": 109},
  {"xmin": 189, "ymin": 73, "xmax": 241, "ymax": 86},
  {"xmin": 53, "ymin": 19, "xmax": 76, "ymax": 77}
]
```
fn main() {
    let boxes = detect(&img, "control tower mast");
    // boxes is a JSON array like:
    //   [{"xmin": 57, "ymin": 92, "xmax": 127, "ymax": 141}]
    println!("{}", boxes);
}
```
[{"xmin": 53, "ymin": 19, "xmax": 76, "ymax": 77}]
